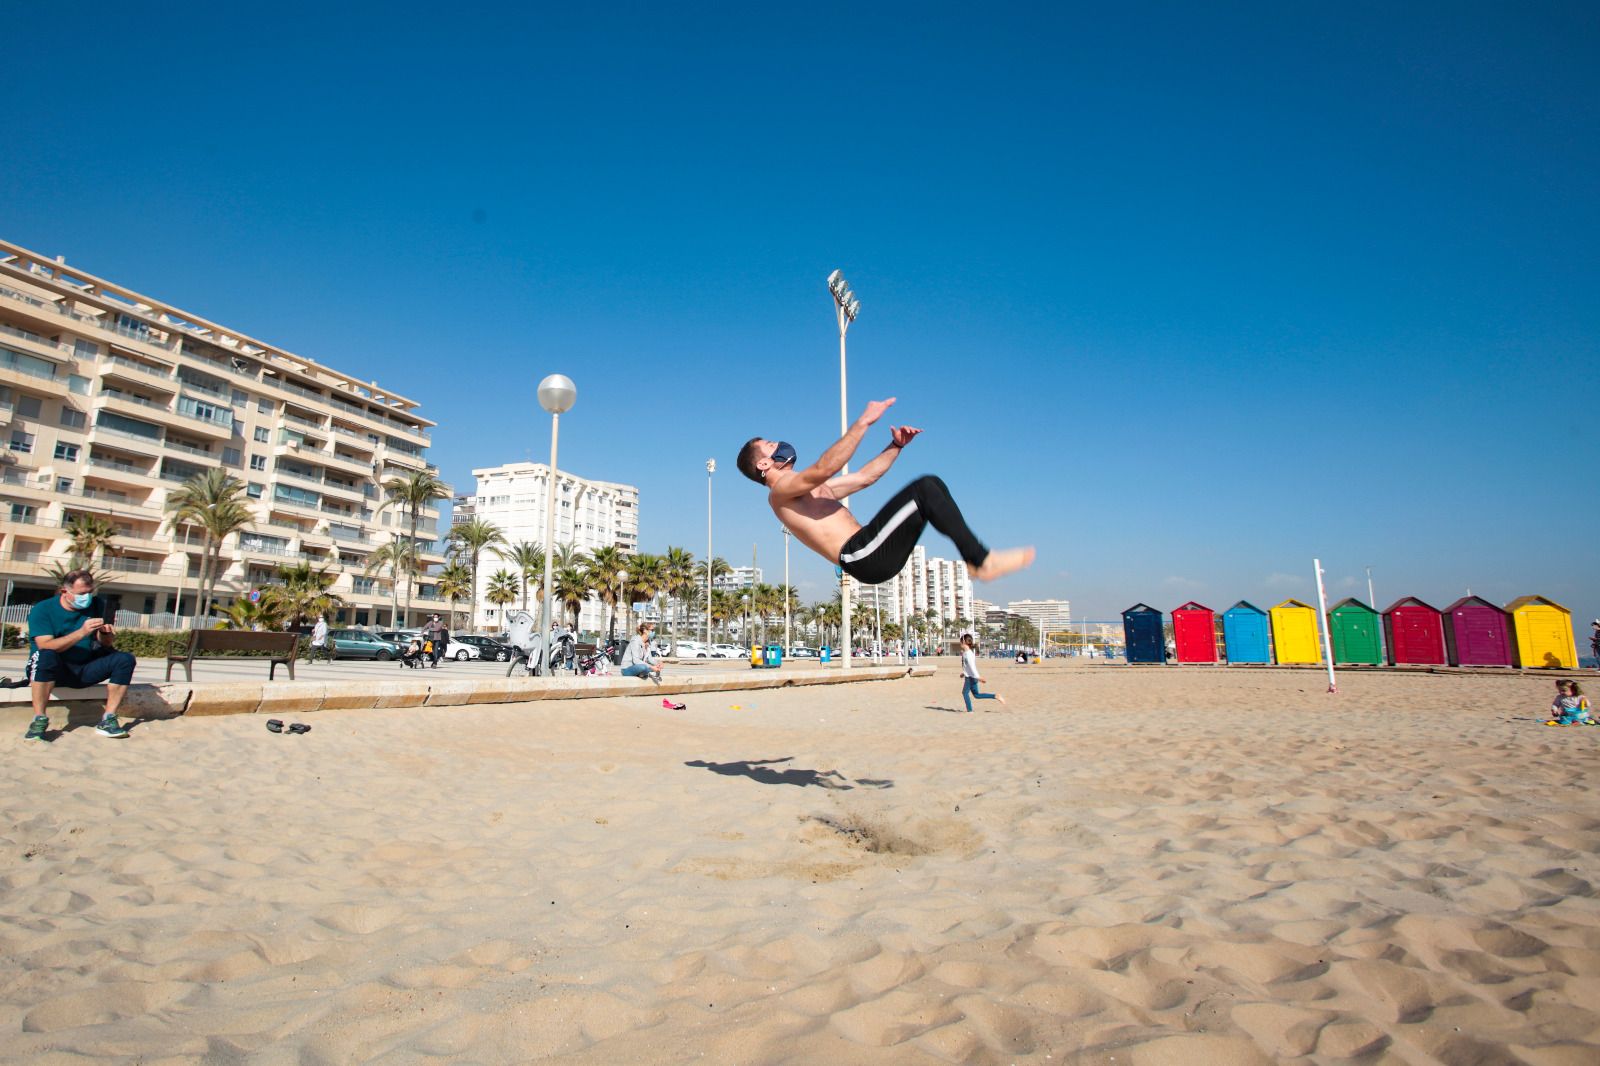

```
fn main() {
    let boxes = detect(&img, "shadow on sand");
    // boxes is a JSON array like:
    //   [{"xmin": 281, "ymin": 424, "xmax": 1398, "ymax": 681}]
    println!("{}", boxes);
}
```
[{"xmin": 685, "ymin": 757, "xmax": 893, "ymax": 790}]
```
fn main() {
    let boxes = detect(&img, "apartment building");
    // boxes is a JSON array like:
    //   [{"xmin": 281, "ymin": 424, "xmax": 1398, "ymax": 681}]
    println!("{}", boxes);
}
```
[
  {"xmin": 455, "ymin": 461, "xmax": 639, "ymax": 632},
  {"xmin": 0, "ymin": 239, "xmax": 447, "ymax": 626},
  {"xmin": 714, "ymin": 565, "xmax": 762, "ymax": 592},
  {"xmin": 1006, "ymin": 598, "xmax": 1073, "ymax": 632},
  {"xmin": 890, "ymin": 545, "xmax": 975, "ymax": 627}
]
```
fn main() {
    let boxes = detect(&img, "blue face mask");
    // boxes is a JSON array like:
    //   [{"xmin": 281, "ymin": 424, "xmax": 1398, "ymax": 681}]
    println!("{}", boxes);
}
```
[
  {"xmin": 769, "ymin": 441, "xmax": 797, "ymax": 468},
  {"xmin": 72, "ymin": 592, "xmax": 94, "ymax": 609}
]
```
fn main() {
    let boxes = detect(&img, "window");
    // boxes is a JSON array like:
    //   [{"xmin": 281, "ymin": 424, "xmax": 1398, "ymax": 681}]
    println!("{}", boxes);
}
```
[
  {"xmin": 253, "ymin": 427, "xmax": 269, "ymax": 442},
  {"xmin": 68, "ymin": 375, "xmax": 90, "ymax": 396},
  {"xmin": 232, "ymin": 389, "xmax": 248, "ymax": 407},
  {"xmin": 56, "ymin": 477, "xmax": 73, "ymax": 493},
  {"xmin": 17, "ymin": 396, "xmax": 42, "ymax": 418},
  {"xmin": 58, "ymin": 407, "xmax": 86, "ymax": 429},
  {"xmin": 247, "ymin": 482, "xmax": 264, "ymax": 499},
  {"xmin": 53, "ymin": 442, "xmax": 80, "ymax": 462},
  {"xmin": 0, "ymin": 347, "xmax": 56, "ymax": 380},
  {"xmin": 249, "ymin": 455, "xmax": 267, "ymax": 471},
  {"xmin": 9, "ymin": 431, "xmax": 34, "ymax": 454},
  {"xmin": 222, "ymin": 447, "xmax": 242, "ymax": 465},
  {"xmin": 257, "ymin": 398, "xmax": 274, "ymax": 414},
  {"xmin": 74, "ymin": 338, "xmax": 98, "ymax": 359},
  {"xmin": 177, "ymin": 395, "xmax": 233, "ymax": 427},
  {"xmin": 9, "ymin": 503, "xmax": 36, "ymax": 524}
]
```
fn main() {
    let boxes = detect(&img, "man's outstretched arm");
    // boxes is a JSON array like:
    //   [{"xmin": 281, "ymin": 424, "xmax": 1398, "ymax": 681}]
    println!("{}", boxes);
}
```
[
  {"xmin": 826, "ymin": 425, "xmax": 921, "ymax": 498},
  {"xmin": 767, "ymin": 398, "xmax": 896, "ymax": 499}
]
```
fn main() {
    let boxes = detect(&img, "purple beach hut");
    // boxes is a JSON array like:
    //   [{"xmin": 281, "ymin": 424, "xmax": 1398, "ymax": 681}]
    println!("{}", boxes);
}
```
[{"xmin": 1442, "ymin": 596, "xmax": 1513, "ymax": 668}]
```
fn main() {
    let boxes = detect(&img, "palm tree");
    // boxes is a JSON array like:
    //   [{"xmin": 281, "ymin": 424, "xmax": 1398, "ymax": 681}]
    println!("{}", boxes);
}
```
[
  {"xmin": 64, "ymin": 514, "xmax": 120, "ymax": 569},
  {"xmin": 492, "ymin": 540, "xmax": 544, "ymax": 611},
  {"xmin": 435, "ymin": 561, "xmax": 474, "ymax": 631},
  {"xmin": 485, "ymin": 568, "xmax": 519, "ymax": 621},
  {"xmin": 551, "ymin": 542, "xmax": 585, "ymax": 569},
  {"xmin": 448, "ymin": 516, "xmax": 505, "ymax": 631},
  {"xmin": 660, "ymin": 546, "xmax": 697, "ymax": 653},
  {"xmin": 584, "ymin": 544, "xmax": 627, "ymax": 640},
  {"xmin": 624, "ymin": 553, "xmax": 665, "ymax": 637},
  {"xmin": 273, "ymin": 561, "xmax": 344, "ymax": 631},
  {"xmin": 553, "ymin": 564, "xmax": 589, "ymax": 632},
  {"xmin": 379, "ymin": 470, "xmax": 449, "ymax": 620},
  {"xmin": 751, "ymin": 583, "xmax": 782, "ymax": 644},
  {"xmin": 692, "ymin": 556, "xmax": 732, "ymax": 643},
  {"xmin": 363, "ymin": 541, "xmax": 413, "ymax": 627},
  {"xmin": 710, "ymin": 588, "xmax": 739, "ymax": 642},
  {"xmin": 220, "ymin": 595, "xmax": 285, "ymax": 631},
  {"xmin": 164, "ymin": 470, "xmax": 254, "ymax": 621}
]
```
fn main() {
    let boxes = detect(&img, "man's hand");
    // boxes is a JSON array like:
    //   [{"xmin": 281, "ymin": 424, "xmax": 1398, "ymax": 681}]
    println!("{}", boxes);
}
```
[
  {"xmin": 857, "ymin": 397, "xmax": 896, "ymax": 427},
  {"xmin": 83, "ymin": 618, "xmax": 106, "ymax": 635},
  {"xmin": 890, "ymin": 425, "xmax": 921, "ymax": 447}
]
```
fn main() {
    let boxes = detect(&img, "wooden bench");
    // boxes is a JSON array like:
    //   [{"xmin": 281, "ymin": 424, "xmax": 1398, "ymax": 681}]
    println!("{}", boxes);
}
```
[{"xmin": 165, "ymin": 629, "xmax": 302, "ymax": 682}]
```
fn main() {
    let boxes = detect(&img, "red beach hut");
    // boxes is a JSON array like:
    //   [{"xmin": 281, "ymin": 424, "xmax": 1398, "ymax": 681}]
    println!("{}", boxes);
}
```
[
  {"xmin": 1171, "ymin": 601, "xmax": 1218, "ymax": 663},
  {"xmin": 1383, "ymin": 597, "xmax": 1446, "ymax": 666},
  {"xmin": 1442, "ymin": 596, "xmax": 1513, "ymax": 668}
]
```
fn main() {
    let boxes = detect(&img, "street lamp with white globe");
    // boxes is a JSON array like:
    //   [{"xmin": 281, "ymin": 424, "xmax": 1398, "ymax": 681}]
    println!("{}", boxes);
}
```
[{"xmin": 537, "ymin": 374, "xmax": 576, "ymax": 673}]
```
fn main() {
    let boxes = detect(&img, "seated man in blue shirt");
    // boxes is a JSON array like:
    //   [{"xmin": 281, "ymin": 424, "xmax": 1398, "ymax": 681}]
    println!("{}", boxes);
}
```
[{"xmin": 24, "ymin": 569, "xmax": 138, "ymax": 741}]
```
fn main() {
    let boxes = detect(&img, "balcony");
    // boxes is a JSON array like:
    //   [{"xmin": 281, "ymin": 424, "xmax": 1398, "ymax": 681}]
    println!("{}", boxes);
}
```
[
  {"xmin": 101, "ymin": 354, "xmax": 176, "ymax": 388},
  {"xmin": 173, "ymin": 398, "xmax": 235, "ymax": 439},
  {"xmin": 0, "ymin": 323, "xmax": 72, "ymax": 364},
  {"xmin": 75, "ymin": 484, "xmax": 161, "ymax": 517},
  {"xmin": 0, "ymin": 468, "xmax": 55, "ymax": 500},
  {"xmin": 162, "ymin": 437, "xmax": 216, "ymax": 461},
  {"xmin": 88, "ymin": 424, "xmax": 164, "ymax": 456},
  {"xmin": 95, "ymin": 392, "xmax": 179, "ymax": 430},
  {"xmin": 86, "ymin": 455, "xmax": 159, "ymax": 485},
  {"xmin": 108, "ymin": 529, "xmax": 171, "ymax": 554},
  {"xmin": 320, "ymin": 449, "xmax": 375, "ymax": 477},
  {"xmin": 318, "ymin": 479, "xmax": 366, "ymax": 503}
]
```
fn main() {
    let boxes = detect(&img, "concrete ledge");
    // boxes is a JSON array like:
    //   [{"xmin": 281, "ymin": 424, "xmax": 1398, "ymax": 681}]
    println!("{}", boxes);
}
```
[{"xmin": 0, "ymin": 665, "xmax": 932, "ymax": 722}]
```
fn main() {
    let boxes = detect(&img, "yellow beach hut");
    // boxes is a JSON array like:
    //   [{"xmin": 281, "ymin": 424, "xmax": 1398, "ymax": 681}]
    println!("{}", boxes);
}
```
[
  {"xmin": 1505, "ymin": 595, "xmax": 1577, "ymax": 669},
  {"xmin": 1269, "ymin": 599, "xmax": 1322, "ymax": 664}
]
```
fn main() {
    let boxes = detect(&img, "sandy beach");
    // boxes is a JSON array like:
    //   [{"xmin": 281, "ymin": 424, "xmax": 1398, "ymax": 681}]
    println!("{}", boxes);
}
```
[{"xmin": 4, "ymin": 660, "xmax": 1599, "ymax": 1064}]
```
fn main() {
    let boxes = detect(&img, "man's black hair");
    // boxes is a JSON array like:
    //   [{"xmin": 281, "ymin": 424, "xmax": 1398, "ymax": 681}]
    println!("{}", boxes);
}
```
[{"xmin": 736, "ymin": 438, "xmax": 765, "ymax": 483}]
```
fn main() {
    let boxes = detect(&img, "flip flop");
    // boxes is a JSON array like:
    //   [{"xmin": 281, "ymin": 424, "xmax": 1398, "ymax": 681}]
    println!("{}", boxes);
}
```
[
  {"xmin": 266, "ymin": 719, "xmax": 285, "ymax": 733},
  {"xmin": 662, "ymin": 699, "xmax": 686, "ymax": 711},
  {"xmin": 288, "ymin": 723, "xmax": 311, "ymax": 735}
]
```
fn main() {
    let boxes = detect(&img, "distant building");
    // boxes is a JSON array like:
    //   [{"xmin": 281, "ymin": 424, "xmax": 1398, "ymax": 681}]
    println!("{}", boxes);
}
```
[
  {"xmin": 456, "ymin": 461, "xmax": 638, "ymax": 632},
  {"xmin": 714, "ymin": 565, "xmax": 762, "ymax": 591},
  {"xmin": 1006, "ymin": 598, "xmax": 1072, "ymax": 631}
]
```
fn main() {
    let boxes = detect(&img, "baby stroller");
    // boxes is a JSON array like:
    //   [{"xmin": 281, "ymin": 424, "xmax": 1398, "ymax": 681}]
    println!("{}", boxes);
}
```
[
  {"xmin": 503, "ymin": 610, "xmax": 546, "ymax": 677},
  {"xmin": 399, "ymin": 637, "xmax": 426, "ymax": 669}
]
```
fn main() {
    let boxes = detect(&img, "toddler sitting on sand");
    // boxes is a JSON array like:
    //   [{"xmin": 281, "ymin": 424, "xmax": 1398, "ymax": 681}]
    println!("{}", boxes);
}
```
[{"xmin": 1546, "ymin": 679, "xmax": 1591, "ymax": 726}]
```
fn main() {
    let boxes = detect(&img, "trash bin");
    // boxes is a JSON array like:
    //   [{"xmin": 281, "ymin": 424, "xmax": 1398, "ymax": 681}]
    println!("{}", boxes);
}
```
[
  {"xmin": 749, "ymin": 644, "xmax": 762, "ymax": 666},
  {"xmin": 820, "ymin": 645, "xmax": 832, "ymax": 664},
  {"xmin": 764, "ymin": 644, "xmax": 782, "ymax": 667}
]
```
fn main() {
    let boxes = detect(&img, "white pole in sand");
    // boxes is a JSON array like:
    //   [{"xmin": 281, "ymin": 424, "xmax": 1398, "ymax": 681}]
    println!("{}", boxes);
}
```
[{"xmin": 1313, "ymin": 558, "xmax": 1337, "ymax": 694}]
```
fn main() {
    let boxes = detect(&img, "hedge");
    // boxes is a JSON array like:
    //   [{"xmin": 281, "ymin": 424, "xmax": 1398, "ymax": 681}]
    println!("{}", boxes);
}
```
[{"xmin": 110, "ymin": 629, "xmax": 298, "ymax": 659}]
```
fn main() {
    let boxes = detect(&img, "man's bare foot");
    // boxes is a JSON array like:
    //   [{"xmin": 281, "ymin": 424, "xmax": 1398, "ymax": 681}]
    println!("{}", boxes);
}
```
[
  {"xmin": 995, "ymin": 694, "xmax": 1006, "ymax": 705},
  {"xmin": 968, "ymin": 547, "xmax": 1036, "ymax": 581}
]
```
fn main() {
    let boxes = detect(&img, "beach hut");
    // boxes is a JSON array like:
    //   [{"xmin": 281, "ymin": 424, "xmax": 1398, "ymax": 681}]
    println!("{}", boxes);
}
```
[
  {"xmin": 1383, "ymin": 597, "xmax": 1446, "ymax": 666},
  {"xmin": 1121, "ymin": 604, "xmax": 1165, "ymax": 664},
  {"xmin": 1442, "ymin": 596, "xmax": 1512, "ymax": 668},
  {"xmin": 1269, "ymin": 599, "xmax": 1322, "ymax": 664},
  {"xmin": 1221, "ymin": 601, "xmax": 1271, "ymax": 664},
  {"xmin": 1328, "ymin": 598, "xmax": 1383, "ymax": 665},
  {"xmin": 1171, "ymin": 601, "xmax": 1217, "ymax": 663},
  {"xmin": 1506, "ymin": 595, "xmax": 1578, "ymax": 669}
]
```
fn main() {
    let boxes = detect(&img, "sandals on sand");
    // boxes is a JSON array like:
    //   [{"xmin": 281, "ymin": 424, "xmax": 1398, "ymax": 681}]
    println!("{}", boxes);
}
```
[{"xmin": 265, "ymin": 720, "xmax": 312, "ymax": 734}]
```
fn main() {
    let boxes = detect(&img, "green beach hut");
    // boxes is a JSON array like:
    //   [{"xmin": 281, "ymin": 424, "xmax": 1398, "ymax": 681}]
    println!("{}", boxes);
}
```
[{"xmin": 1329, "ymin": 598, "xmax": 1383, "ymax": 665}]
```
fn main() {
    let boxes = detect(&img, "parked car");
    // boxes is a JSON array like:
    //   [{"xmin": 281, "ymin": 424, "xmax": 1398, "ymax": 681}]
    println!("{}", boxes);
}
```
[
  {"xmin": 671, "ymin": 639, "xmax": 710, "ymax": 658},
  {"xmin": 454, "ymin": 634, "xmax": 514, "ymax": 661},
  {"xmin": 330, "ymin": 629, "xmax": 404, "ymax": 661},
  {"xmin": 710, "ymin": 643, "xmax": 745, "ymax": 659},
  {"xmin": 787, "ymin": 646, "xmax": 818, "ymax": 658}
]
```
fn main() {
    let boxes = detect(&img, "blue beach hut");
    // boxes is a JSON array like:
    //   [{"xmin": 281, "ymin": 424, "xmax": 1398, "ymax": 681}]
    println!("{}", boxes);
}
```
[
  {"xmin": 1122, "ymin": 604, "xmax": 1165, "ymax": 664},
  {"xmin": 1222, "ymin": 601, "xmax": 1270, "ymax": 664}
]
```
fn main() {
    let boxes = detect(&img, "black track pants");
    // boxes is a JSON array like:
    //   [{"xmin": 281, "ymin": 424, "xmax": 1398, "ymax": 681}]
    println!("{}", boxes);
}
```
[{"xmin": 837, "ymin": 475, "xmax": 989, "ymax": 585}]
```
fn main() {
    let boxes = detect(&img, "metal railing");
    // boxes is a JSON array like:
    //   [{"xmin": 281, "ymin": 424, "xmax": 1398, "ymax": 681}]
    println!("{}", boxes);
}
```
[
  {"xmin": 104, "ymin": 353, "xmax": 174, "ymax": 380},
  {"xmin": 163, "ymin": 439, "xmax": 213, "ymax": 459},
  {"xmin": 87, "ymin": 456, "xmax": 152, "ymax": 475}
]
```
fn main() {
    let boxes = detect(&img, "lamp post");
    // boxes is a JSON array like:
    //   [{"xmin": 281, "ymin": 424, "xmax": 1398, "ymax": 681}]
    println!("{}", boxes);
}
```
[
  {"xmin": 705, "ymin": 458, "xmax": 714, "ymax": 647},
  {"xmin": 782, "ymin": 526, "xmax": 791, "ymax": 659},
  {"xmin": 614, "ymin": 568, "xmax": 628, "ymax": 643},
  {"xmin": 827, "ymin": 269, "xmax": 860, "ymax": 669},
  {"xmin": 537, "ymin": 374, "xmax": 576, "ymax": 675},
  {"xmin": 1365, "ymin": 565, "xmax": 1375, "ymax": 609}
]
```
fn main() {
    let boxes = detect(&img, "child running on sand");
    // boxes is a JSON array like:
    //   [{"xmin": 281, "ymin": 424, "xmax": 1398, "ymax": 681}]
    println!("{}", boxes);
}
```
[
  {"xmin": 960, "ymin": 633, "xmax": 1005, "ymax": 713},
  {"xmin": 1546, "ymin": 679, "xmax": 1591, "ymax": 726}
]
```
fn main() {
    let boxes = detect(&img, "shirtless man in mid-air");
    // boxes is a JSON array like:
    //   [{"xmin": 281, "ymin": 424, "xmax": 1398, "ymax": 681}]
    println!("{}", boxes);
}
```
[{"xmin": 736, "ymin": 397, "xmax": 1034, "ymax": 586}]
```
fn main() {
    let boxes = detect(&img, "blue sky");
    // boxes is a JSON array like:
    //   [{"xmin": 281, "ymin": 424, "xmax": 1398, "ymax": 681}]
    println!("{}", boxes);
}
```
[{"xmin": 4, "ymin": 2, "xmax": 1596, "ymax": 629}]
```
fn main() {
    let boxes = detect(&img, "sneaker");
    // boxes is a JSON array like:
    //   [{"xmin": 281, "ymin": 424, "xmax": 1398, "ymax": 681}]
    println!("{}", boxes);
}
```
[
  {"xmin": 24, "ymin": 715, "xmax": 48, "ymax": 741},
  {"xmin": 94, "ymin": 715, "xmax": 129, "ymax": 739}
]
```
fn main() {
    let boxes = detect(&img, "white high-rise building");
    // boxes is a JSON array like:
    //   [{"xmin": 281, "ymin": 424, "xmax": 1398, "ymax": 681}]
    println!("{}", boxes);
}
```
[
  {"xmin": 456, "ymin": 461, "xmax": 638, "ymax": 632},
  {"xmin": 1006, "ymin": 598, "xmax": 1072, "ymax": 631},
  {"xmin": 714, "ymin": 566, "xmax": 762, "ymax": 591},
  {"xmin": 892, "ymin": 546, "xmax": 975, "ymax": 628}
]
